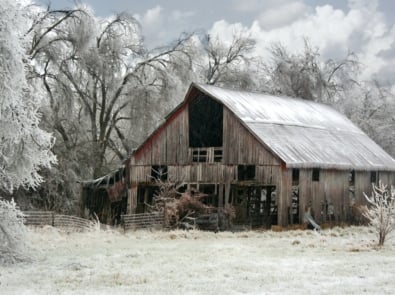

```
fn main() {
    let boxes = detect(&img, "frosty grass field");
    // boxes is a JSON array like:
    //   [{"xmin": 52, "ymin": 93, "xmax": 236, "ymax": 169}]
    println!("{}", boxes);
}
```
[{"xmin": 1, "ymin": 226, "xmax": 395, "ymax": 295}]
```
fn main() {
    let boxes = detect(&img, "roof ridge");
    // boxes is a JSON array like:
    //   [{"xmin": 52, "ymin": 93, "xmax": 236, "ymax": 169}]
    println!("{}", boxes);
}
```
[{"xmin": 246, "ymin": 120, "xmax": 365, "ymax": 134}]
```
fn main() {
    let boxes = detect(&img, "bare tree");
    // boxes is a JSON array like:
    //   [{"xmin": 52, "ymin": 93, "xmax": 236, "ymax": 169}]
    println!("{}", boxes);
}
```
[
  {"xmin": 30, "ymin": 8, "xmax": 192, "ymax": 178},
  {"xmin": 266, "ymin": 40, "xmax": 359, "ymax": 103},
  {"xmin": 199, "ymin": 33, "xmax": 256, "ymax": 89},
  {"xmin": 363, "ymin": 181, "xmax": 395, "ymax": 246},
  {"xmin": 342, "ymin": 80, "xmax": 395, "ymax": 157}
]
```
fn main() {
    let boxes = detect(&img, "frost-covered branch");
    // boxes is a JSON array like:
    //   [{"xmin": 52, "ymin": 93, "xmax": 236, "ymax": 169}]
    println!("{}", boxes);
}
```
[
  {"xmin": 0, "ymin": 199, "xmax": 31, "ymax": 265},
  {"xmin": 363, "ymin": 181, "xmax": 395, "ymax": 246}
]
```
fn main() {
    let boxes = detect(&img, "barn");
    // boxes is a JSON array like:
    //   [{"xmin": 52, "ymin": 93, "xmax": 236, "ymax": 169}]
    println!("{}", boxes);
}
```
[{"xmin": 84, "ymin": 83, "xmax": 395, "ymax": 227}]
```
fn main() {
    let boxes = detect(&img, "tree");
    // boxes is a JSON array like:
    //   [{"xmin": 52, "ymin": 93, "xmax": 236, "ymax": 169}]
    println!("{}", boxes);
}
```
[
  {"xmin": 341, "ymin": 80, "xmax": 395, "ymax": 158},
  {"xmin": 0, "ymin": 198, "xmax": 30, "ymax": 264},
  {"xmin": 30, "ymin": 8, "xmax": 192, "ymax": 179},
  {"xmin": 198, "ymin": 33, "xmax": 256, "ymax": 89},
  {"xmin": 265, "ymin": 41, "xmax": 359, "ymax": 103},
  {"xmin": 0, "ymin": 0, "xmax": 56, "ymax": 264},
  {"xmin": 363, "ymin": 181, "xmax": 395, "ymax": 246},
  {"xmin": 0, "ymin": 0, "xmax": 56, "ymax": 192}
]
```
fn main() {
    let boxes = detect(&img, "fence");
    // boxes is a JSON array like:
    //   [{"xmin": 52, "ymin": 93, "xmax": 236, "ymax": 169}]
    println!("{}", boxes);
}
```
[
  {"xmin": 121, "ymin": 212, "xmax": 164, "ymax": 231},
  {"xmin": 23, "ymin": 211, "xmax": 96, "ymax": 231}
]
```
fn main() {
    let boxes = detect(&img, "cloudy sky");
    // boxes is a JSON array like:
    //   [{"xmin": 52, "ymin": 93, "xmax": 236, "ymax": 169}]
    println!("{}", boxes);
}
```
[{"xmin": 37, "ymin": 0, "xmax": 395, "ymax": 85}]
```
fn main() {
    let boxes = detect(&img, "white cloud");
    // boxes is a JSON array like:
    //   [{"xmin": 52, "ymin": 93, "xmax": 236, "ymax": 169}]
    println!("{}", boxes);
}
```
[
  {"xmin": 257, "ymin": 1, "xmax": 308, "ymax": 30},
  {"xmin": 134, "ymin": 6, "xmax": 199, "ymax": 48},
  {"xmin": 134, "ymin": 5, "xmax": 163, "ymax": 28},
  {"xmin": 209, "ymin": 0, "xmax": 395, "ymax": 82},
  {"xmin": 231, "ymin": 0, "xmax": 295, "ymax": 13},
  {"xmin": 171, "ymin": 10, "xmax": 195, "ymax": 22}
]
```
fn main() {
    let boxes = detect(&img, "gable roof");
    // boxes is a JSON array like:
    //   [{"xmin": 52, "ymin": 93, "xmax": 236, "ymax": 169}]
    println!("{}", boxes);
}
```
[{"xmin": 192, "ymin": 83, "xmax": 395, "ymax": 171}]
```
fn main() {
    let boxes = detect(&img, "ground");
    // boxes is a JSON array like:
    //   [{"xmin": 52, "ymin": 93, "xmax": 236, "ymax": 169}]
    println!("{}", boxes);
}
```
[{"xmin": 1, "ymin": 226, "xmax": 394, "ymax": 294}]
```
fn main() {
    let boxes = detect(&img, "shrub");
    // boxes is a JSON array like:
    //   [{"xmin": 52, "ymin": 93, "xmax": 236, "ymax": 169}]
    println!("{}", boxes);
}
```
[
  {"xmin": 0, "ymin": 198, "xmax": 31, "ymax": 264},
  {"xmin": 363, "ymin": 181, "xmax": 395, "ymax": 246}
]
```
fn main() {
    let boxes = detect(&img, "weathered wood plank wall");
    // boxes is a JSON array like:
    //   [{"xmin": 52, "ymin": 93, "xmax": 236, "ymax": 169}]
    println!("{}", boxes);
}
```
[
  {"xmin": 298, "ymin": 169, "xmax": 349, "ymax": 224},
  {"xmin": 130, "ymin": 164, "xmax": 281, "ymax": 185},
  {"xmin": 131, "ymin": 107, "xmax": 189, "ymax": 166},
  {"xmin": 223, "ymin": 108, "xmax": 281, "ymax": 165},
  {"xmin": 278, "ymin": 169, "xmax": 292, "ymax": 226}
]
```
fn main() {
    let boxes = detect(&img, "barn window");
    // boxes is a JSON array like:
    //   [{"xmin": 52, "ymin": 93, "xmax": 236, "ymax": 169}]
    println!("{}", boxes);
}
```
[
  {"xmin": 312, "ymin": 168, "xmax": 320, "ymax": 182},
  {"xmin": 371, "ymin": 171, "xmax": 377, "ymax": 184},
  {"xmin": 151, "ymin": 165, "xmax": 168, "ymax": 181},
  {"xmin": 349, "ymin": 170, "xmax": 355, "ymax": 186},
  {"xmin": 292, "ymin": 169, "xmax": 300, "ymax": 184},
  {"xmin": 192, "ymin": 149, "xmax": 207, "ymax": 162},
  {"xmin": 214, "ymin": 149, "xmax": 223, "ymax": 162},
  {"xmin": 189, "ymin": 94, "xmax": 223, "ymax": 148},
  {"xmin": 238, "ymin": 165, "xmax": 256, "ymax": 181}
]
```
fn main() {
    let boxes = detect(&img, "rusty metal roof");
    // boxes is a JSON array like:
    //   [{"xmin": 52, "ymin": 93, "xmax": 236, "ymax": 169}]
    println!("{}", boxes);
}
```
[{"xmin": 194, "ymin": 83, "xmax": 395, "ymax": 171}]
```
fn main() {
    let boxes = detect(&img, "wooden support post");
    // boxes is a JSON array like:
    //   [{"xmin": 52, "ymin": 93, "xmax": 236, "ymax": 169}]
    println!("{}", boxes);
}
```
[
  {"xmin": 225, "ymin": 181, "xmax": 231, "ymax": 205},
  {"xmin": 218, "ymin": 184, "xmax": 224, "ymax": 207}
]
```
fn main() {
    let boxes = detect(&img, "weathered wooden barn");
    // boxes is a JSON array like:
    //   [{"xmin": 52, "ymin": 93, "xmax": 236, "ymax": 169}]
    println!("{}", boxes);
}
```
[
  {"xmin": 125, "ymin": 83, "xmax": 395, "ymax": 227},
  {"xmin": 84, "ymin": 83, "xmax": 395, "ymax": 227}
]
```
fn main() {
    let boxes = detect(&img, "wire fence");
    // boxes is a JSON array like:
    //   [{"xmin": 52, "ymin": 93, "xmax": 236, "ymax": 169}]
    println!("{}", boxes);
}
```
[
  {"xmin": 121, "ymin": 212, "xmax": 164, "ymax": 231},
  {"xmin": 23, "ymin": 211, "xmax": 97, "ymax": 231}
]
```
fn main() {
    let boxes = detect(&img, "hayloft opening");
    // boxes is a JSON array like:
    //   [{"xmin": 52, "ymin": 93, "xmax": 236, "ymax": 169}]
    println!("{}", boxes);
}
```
[{"xmin": 189, "ymin": 94, "xmax": 223, "ymax": 148}]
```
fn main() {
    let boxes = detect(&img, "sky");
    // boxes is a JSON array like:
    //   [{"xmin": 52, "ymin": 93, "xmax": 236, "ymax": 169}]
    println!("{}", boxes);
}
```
[{"xmin": 36, "ymin": 0, "xmax": 395, "ymax": 85}]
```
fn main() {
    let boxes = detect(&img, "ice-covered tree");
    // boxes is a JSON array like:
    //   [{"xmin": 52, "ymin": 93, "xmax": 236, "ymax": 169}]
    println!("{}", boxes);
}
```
[
  {"xmin": 341, "ymin": 80, "xmax": 395, "ymax": 158},
  {"xmin": 0, "ymin": 198, "xmax": 29, "ymax": 264},
  {"xmin": 30, "ymin": 7, "xmax": 192, "ymax": 178},
  {"xmin": 264, "ymin": 41, "xmax": 359, "ymax": 103},
  {"xmin": 0, "ymin": 0, "xmax": 56, "ymax": 264},
  {"xmin": 198, "ymin": 33, "xmax": 256, "ymax": 89},
  {"xmin": 363, "ymin": 181, "xmax": 395, "ymax": 246},
  {"xmin": 0, "ymin": 0, "xmax": 56, "ymax": 192}
]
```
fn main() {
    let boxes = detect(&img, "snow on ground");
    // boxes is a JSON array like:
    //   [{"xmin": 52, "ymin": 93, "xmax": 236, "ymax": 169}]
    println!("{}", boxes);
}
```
[{"xmin": 1, "ymin": 226, "xmax": 395, "ymax": 295}]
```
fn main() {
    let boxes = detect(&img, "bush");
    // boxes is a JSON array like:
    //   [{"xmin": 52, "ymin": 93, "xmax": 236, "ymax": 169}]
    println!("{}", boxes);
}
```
[
  {"xmin": 363, "ymin": 181, "xmax": 395, "ymax": 246},
  {"xmin": 0, "ymin": 198, "xmax": 31, "ymax": 265}
]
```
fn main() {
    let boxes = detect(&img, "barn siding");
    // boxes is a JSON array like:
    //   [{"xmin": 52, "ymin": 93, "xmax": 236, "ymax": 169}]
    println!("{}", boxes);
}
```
[
  {"xmin": 353, "ymin": 171, "xmax": 395, "ymax": 205},
  {"xmin": 298, "ymin": 169, "xmax": 311, "ymax": 223},
  {"xmin": 322, "ymin": 170, "xmax": 349, "ymax": 222},
  {"xmin": 127, "ymin": 186, "xmax": 138, "ymax": 214},
  {"xmin": 130, "ymin": 164, "xmax": 281, "ymax": 186},
  {"xmin": 223, "ymin": 108, "xmax": 280, "ymax": 166},
  {"xmin": 132, "ymin": 108, "xmax": 189, "ymax": 166},
  {"xmin": 298, "ymin": 169, "xmax": 350, "ymax": 223},
  {"xmin": 278, "ymin": 168, "xmax": 292, "ymax": 226},
  {"xmin": 354, "ymin": 171, "xmax": 371, "ymax": 205},
  {"xmin": 130, "ymin": 100, "xmax": 281, "ymax": 190}
]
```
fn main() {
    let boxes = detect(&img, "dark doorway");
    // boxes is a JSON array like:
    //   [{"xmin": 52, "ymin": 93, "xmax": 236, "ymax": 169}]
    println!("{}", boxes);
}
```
[{"xmin": 136, "ymin": 186, "xmax": 157, "ymax": 213}]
